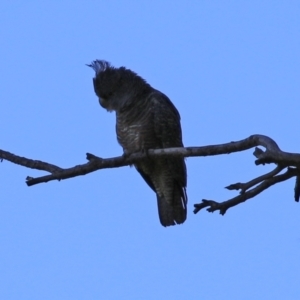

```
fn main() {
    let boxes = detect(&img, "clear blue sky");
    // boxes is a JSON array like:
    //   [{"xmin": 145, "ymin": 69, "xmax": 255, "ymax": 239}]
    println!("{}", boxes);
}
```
[{"xmin": 1, "ymin": 1, "xmax": 299, "ymax": 299}]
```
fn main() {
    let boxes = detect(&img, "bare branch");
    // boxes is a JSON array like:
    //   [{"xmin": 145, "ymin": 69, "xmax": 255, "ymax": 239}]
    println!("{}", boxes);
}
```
[
  {"xmin": 225, "ymin": 165, "xmax": 284, "ymax": 194},
  {"xmin": 0, "ymin": 134, "xmax": 299, "ymax": 185},
  {"xmin": 1, "ymin": 134, "xmax": 300, "ymax": 215},
  {"xmin": 295, "ymin": 175, "xmax": 300, "ymax": 202},
  {"xmin": 0, "ymin": 149, "xmax": 62, "ymax": 173},
  {"xmin": 194, "ymin": 167, "xmax": 300, "ymax": 215},
  {"xmin": 26, "ymin": 155, "xmax": 129, "ymax": 186}
]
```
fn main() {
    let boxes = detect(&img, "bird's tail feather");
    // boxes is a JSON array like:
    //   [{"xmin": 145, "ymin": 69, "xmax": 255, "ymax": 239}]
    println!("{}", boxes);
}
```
[{"xmin": 156, "ymin": 184, "xmax": 187, "ymax": 227}]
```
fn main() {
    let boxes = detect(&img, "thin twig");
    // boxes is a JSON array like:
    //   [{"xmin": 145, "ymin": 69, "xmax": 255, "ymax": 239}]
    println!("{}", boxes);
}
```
[
  {"xmin": 0, "ymin": 149, "xmax": 62, "ymax": 173},
  {"xmin": 194, "ymin": 167, "xmax": 300, "ymax": 215},
  {"xmin": 226, "ymin": 165, "xmax": 284, "ymax": 194}
]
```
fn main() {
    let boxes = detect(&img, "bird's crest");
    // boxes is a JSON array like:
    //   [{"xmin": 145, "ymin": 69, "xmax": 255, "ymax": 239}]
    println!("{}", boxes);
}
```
[{"xmin": 86, "ymin": 60, "xmax": 111, "ymax": 75}]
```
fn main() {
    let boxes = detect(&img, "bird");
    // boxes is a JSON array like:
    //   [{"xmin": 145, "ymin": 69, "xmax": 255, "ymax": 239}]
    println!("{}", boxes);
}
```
[{"xmin": 87, "ymin": 60, "xmax": 187, "ymax": 226}]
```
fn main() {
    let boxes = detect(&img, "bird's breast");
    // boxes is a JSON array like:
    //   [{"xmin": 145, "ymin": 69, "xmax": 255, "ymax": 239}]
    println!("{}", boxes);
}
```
[{"xmin": 117, "ymin": 123, "xmax": 144, "ymax": 152}]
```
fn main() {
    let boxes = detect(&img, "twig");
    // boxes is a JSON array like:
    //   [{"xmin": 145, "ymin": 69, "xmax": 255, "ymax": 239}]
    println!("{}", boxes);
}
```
[
  {"xmin": 194, "ymin": 167, "xmax": 300, "ymax": 215},
  {"xmin": 225, "ymin": 165, "xmax": 284, "ymax": 194},
  {"xmin": 0, "ymin": 149, "xmax": 62, "ymax": 173}
]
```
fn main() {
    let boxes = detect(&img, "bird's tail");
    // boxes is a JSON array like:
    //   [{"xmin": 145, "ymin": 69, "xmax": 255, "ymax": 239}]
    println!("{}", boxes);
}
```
[{"xmin": 156, "ymin": 183, "xmax": 187, "ymax": 227}]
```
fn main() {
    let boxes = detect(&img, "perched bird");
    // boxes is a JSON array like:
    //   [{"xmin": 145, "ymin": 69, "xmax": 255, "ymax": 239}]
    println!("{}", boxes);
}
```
[{"xmin": 87, "ymin": 60, "xmax": 187, "ymax": 226}]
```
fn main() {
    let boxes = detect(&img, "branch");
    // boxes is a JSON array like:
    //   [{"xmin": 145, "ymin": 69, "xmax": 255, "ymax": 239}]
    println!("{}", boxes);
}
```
[
  {"xmin": 194, "ymin": 167, "xmax": 300, "ymax": 215},
  {"xmin": 0, "ymin": 149, "xmax": 62, "ymax": 173},
  {"xmin": 225, "ymin": 165, "xmax": 284, "ymax": 194},
  {"xmin": 1, "ymin": 134, "xmax": 300, "ymax": 215}
]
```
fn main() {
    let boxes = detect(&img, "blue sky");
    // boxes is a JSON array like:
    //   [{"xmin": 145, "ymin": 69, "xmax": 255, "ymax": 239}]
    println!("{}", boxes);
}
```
[{"xmin": 1, "ymin": 1, "xmax": 299, "ymax": 299}]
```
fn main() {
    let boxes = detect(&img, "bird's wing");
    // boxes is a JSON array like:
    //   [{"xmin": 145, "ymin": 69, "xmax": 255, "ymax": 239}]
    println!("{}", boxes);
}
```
[
  {"xmin": 136, "ymin": 90, "xmax": 186, "ymax": 192},
  {"xmin": 151, "ymin": 91, "xmax": 187, "ymax": 186}
]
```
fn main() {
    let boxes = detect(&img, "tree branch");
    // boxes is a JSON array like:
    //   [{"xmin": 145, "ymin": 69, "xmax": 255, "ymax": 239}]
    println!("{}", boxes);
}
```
[
  {"xmin": 1, "ymin": 134, "xmax": 300, "ymax": 214},
  {"xmin": 194, "ymin": 167, "xmax": 300, "ymax": 215},
  {"xmin": 0, "ymin": 149, "xmax": 62, "ymax": 173},
  {"xmin": 225, "ymin": 165, "xmax": 284, "ymax": 194}
]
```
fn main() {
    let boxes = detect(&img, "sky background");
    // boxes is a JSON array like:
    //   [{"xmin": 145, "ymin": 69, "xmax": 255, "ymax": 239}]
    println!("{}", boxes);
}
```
[{"xmin": 0, "ymin": 1, "xmax": 299, "ymax": 299}]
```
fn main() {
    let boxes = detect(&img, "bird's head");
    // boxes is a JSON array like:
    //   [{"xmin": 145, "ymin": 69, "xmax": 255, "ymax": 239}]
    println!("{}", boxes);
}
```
[
  {"xmin": 87, "ymin": 60, "xmax": 123, "ymax": 111},
  {"xmin": 87, "ymin": 60, "xmax": 150, "ymax": 112}
]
